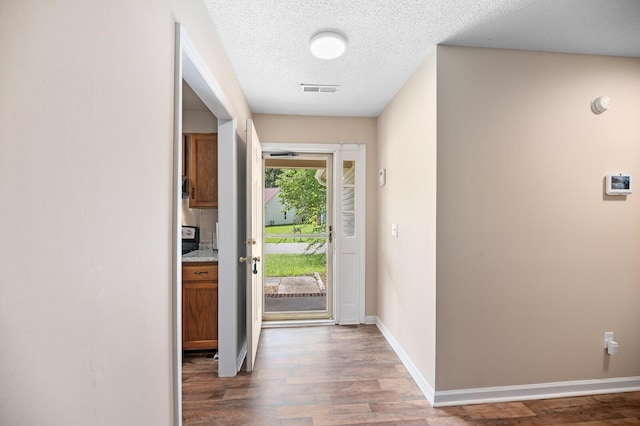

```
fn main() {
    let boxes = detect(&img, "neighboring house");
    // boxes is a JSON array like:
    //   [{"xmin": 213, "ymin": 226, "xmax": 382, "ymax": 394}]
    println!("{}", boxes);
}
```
[{"xmin": 264, "ymin": 188, "xmax": 298, "ymax": 226}]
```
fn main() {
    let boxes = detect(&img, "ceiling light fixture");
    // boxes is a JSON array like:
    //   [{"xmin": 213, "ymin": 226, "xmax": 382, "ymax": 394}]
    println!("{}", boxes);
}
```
[{"xmin": 309, "ymin": 31, "xmax": 347, "ymax": 60}]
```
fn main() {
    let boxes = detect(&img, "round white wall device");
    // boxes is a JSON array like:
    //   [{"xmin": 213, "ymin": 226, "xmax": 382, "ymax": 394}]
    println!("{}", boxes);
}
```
[{"xmin": 591, "ymin": 96, "xmax": 611, "ymax": 114}]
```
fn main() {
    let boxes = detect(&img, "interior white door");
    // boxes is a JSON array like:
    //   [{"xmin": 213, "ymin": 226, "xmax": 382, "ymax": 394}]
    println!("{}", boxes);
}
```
[{"xmin": 245, "ymin": 119, "xmax": 263, "ymax": 371}]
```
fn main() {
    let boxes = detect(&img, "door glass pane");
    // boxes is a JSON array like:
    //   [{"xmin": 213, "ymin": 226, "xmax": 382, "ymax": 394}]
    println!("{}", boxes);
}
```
[
  {"xmin": 342, "ymin": 160, "xmax": 356, "ymax": 237},
  {"xmin": 262, "ymin": 154, "xmax": 332, "ymax": 320}
]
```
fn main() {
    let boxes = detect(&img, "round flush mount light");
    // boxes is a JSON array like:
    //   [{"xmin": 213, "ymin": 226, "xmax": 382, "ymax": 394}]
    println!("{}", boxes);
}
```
[
  {"xmin": 591, "ymin": 96, "xmax": 611, "ymax": 114},
  {"xmin": 309, "ymin": 31, "xmax": 347, "ymax": 60}
]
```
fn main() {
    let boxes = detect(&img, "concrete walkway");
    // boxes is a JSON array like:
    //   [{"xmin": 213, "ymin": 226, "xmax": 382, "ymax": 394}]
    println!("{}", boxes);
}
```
[
  {"xmin": 264, "ymin": 275, "xmax": 326, "ymax": 312},
  {"xmin": 264, "ymin": 276, "xmax": 324, "ymax": 295}
]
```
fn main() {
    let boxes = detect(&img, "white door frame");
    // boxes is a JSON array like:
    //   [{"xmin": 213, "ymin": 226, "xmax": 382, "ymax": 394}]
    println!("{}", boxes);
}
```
[
  {"xmin": 261, "ymin": 143, "xmax": 366, "ymax": 325},
  {"xmin": 173, "ymin": 23, "xmax": 241, "ymax": 425}
]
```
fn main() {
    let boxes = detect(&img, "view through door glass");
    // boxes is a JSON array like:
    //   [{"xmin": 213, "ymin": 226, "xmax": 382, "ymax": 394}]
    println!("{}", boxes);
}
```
[{"xmin": 262, "ymin": 154, "xmax": 332, "ymax": 321}]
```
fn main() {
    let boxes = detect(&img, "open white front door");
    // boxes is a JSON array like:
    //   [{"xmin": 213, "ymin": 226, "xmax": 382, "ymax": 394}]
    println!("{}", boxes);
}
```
[{"xmin": 245, "ymin": 119, "xmax": 263, "ymax": 371}]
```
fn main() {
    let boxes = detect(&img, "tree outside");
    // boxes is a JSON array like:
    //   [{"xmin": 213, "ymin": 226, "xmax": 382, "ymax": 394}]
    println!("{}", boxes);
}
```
[
  {"xmin": 275, "ymin": 169, "xmax": 326, "ymax": 227},
  {"xmin": 264, "ymin": 168, "xmax": 282, "ymax": 188}
]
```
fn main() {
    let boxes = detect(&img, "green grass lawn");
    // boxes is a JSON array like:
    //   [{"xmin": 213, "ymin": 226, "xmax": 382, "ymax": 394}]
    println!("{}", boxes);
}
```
[
  {"xmin": 264, "ymin": 253, "xmax": 326, "ymax": 277},
  {"xmin": 264, "ymin": 224, "xmax": 321, "ymax": 243}
]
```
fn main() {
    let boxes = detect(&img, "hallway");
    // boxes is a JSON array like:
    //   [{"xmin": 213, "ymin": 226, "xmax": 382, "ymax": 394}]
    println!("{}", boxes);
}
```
[
  {"xmin": 182, "ymin": 325, "xmax": 640, "ymax": 425},
  {"xmin": 182, "ymin": 325, "xmax": 428, "ymax": 424}
]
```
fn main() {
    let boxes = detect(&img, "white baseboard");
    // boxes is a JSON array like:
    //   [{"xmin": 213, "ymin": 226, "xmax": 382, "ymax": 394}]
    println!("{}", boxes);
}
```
[
  {"xmin": 364, "ymin": 316, "xmax": 377, "ymax": 325},
  {"xmin": 434, "ymin": 376, "xmax": 640, "ymax": 407},
  {"xmin": 375, "ymin": 317, "xmax": 640, "ymax": 408},
  {"xmin": 375, "ymin": 318, "xmax": 435, "ymax": 405},
  {"xmin": 236, "ymin": 342, "xmax": 247, "ymax": 372}
]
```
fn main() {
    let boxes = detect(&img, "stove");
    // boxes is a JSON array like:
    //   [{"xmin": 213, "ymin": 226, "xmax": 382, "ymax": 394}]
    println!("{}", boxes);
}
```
[{"xmin": 181, "ymin": 226, "xmax": 199, "ymax": 254}]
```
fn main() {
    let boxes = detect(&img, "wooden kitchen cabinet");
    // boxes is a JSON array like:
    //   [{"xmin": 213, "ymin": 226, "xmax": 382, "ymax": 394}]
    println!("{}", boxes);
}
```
[
  {"xmin": 186, "ymin": 133, "xmax": 217, "ymax": 208},
  {"xmin": 182, "ymin": 262, "xmax": 218, "ymax": 350}
]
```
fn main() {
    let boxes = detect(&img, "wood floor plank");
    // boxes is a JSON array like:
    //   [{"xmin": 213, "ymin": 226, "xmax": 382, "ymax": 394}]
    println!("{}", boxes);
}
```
[
  {"xmin": 369, "ymin": 400, "xmax": 439, "ymax": 418},
  {"xmin": 463, "ymin": 402, "xmax": 537, "ymax": 420},
  {"xmin": 182, "ymin": 325, "xmax": 640, "ymax": 425},
  {"xmin": 331, "ymin": 403, "xmax": 372, "ymax": 415},
  {"xmin": 329, "ymin": 389, "xmax": 400, "ymax": 406},
  {"xmin": 276, "ymin": 403, "xmax": 333, "ymax": 419},
  {"xmin": 312, "ymin": 411, "xmax": 430, "ymax": 425}
]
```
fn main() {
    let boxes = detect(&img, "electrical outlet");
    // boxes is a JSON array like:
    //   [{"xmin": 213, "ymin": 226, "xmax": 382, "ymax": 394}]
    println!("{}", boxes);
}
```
[{"xmin": 604, "ymin": 332, "xmax": 614, "ymax": 348}]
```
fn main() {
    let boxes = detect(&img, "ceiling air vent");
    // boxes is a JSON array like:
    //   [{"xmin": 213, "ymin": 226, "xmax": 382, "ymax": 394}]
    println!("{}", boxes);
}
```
[{"xmin": 300, "ymin": 84, "xmax": 339, "ymax": 93}]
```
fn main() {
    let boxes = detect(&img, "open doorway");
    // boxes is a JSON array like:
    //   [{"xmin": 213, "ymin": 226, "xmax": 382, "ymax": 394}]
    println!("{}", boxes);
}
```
[
  {"xmin": 262, "ymin": 154, "xmax": 333, "ymax": 321},
  {"xmin": 174, "ymin": 23, "xmax": 248, "ymax": 426}
]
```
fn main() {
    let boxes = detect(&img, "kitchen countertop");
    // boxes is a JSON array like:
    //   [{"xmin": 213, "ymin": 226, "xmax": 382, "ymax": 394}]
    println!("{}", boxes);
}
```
[{"xmin": 182, "ymin": 249, "xmax": 218, "ymax": 263}]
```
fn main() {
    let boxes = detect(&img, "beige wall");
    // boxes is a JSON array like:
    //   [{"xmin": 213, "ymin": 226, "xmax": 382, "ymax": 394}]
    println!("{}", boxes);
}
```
[
  {"xmin": 0, "ymin": 0, "xmax": 249, "ymax": 424},
  {"xmin": 377, "ymin": 52, "xmax": 438, "ymax": 388},
  {"xmin": 183, "ymin": 110, "xmax": 218, "ymax": 134},
  {"xmin": 253, "ymin": 114, "xmax": 378, "ymax": 316},
  {"xmin": 436, "ymin": 46, "xmax": 640, "ymax": 390}
]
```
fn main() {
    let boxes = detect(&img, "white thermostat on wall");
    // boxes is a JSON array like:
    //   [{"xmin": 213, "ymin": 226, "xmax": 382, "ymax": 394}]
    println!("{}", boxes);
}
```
[{"xmin": 605, "ymin": 174, "xmax": 632, "ymax": 195}]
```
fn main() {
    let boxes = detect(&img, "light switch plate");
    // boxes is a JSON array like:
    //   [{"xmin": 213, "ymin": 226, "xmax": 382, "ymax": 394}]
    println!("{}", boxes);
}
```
[{"xmin": 391, "ymin": 223, "xmax": 398, "ymax": 237}]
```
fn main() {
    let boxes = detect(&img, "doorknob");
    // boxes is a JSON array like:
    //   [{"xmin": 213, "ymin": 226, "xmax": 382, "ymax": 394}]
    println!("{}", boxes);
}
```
[{"xmin": 240, "ymin": 256, "xmax": 260, "ymax": 273}]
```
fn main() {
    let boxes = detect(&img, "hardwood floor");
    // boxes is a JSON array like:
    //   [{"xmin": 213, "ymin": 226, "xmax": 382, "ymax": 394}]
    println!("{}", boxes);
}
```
[{"xmin": 182, "ymin": 325, "xmax": 640, "ymax": 425}]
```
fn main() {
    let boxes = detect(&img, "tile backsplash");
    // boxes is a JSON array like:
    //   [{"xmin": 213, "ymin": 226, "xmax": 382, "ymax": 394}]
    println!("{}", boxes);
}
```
[{"xmin": 182, "ymin": 198, "xmax": 218, "ymax": 248}]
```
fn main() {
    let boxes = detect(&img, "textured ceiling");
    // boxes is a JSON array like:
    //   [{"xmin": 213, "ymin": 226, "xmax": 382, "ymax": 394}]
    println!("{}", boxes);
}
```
[{"xmin": 202, "ymin": 0, "xmax": 640, "ymax": 117}]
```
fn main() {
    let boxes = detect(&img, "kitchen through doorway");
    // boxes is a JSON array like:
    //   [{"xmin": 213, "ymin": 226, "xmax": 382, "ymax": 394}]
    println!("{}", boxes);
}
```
[{"xmin": 262, "ymin": 153, "xmax": 333, "ymax": 321}]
